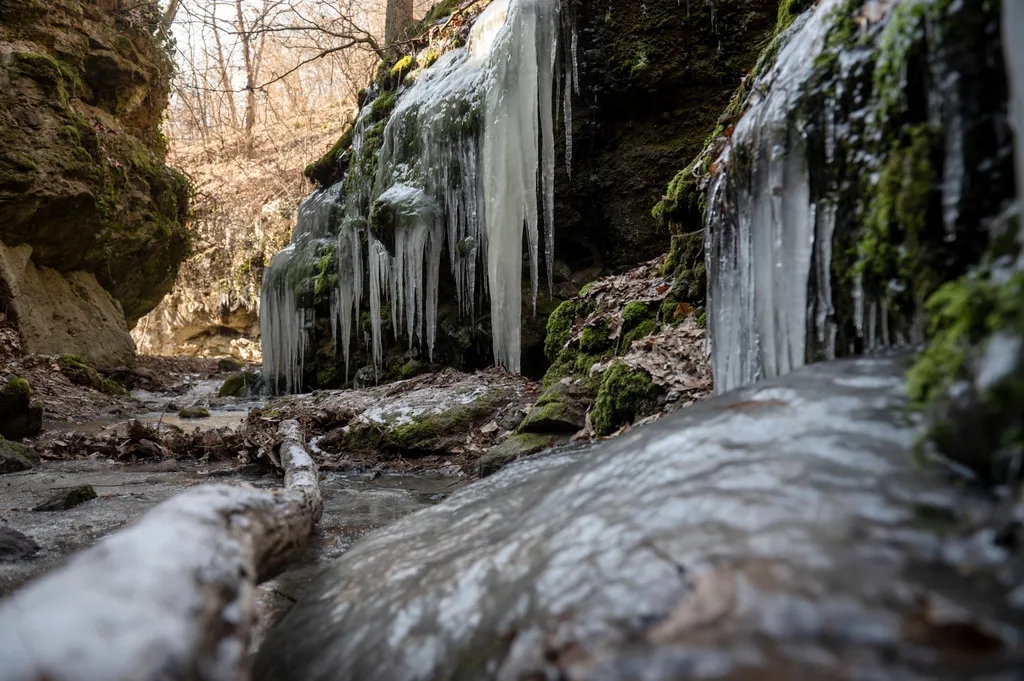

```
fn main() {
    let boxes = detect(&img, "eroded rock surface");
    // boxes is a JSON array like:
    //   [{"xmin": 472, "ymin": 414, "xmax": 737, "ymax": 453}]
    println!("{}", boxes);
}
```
[
  {"xmin": 253, "ymin": 369, "xmax": 538, "ymax": 471},
  {"xmin": 255, "ymin": 357, "xmax": 1024, "ymax": 680}
]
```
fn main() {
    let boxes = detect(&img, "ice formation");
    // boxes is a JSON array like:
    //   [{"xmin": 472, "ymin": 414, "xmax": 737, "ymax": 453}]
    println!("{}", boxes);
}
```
[
  {"xmin": 707, "ymin": 0, "xmax": 1021, "ymax": 394},
  {"xmin": 1005, "ymin": 0, "xmax": 1024, "ymax": 209},
  {"xmin": 261, "ymin": 0, "xmax": 572, "ymax": 391},
  {"xmin": 705, "ymin": 1, "xmax": 838, "ymax": 394}
]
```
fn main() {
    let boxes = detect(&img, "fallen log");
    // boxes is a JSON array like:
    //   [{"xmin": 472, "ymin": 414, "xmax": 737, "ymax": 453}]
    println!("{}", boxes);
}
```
[{"xmin": 0, "ymin": 420, "xmax": 321, "ymax": 681}]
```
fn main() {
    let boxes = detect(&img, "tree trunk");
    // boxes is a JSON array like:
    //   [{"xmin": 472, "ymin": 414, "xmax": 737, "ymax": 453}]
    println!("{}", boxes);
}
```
[
  {"xmin": 235, "ymin": 0, "xmax": 258, "ymax": 155},
  {"xmin": 384, "ymin": 0, "xmax": 414, "ymax": 51},
  {"xmin": 0, "ymin": 420, "xmax": 321, "ymax": 681}
]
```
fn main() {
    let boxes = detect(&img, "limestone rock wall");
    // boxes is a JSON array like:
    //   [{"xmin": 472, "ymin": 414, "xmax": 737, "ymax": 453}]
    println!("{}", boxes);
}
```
[
  {"xmin": 0, "ymin": 0, "xmax": 190, "ymax": 339},
  {"xmin": 0, "ymin": 242, "xmax": 135, "ymax": 366}
]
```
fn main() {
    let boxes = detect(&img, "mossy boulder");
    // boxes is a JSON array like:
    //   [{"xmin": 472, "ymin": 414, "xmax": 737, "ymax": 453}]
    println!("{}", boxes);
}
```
[
  {"xmin": 218, "ymin": 371, "xmax": 259, "ymax": 398},
  {"xmin": 592, "ymin": 362, "xmax": 656, "ymax": 436},
  {"xmin": 56, "ymin": 354, "xmax": 123, "ymax": 396},
  {"xmin": 217, "ymin": 358, "xmax": 245, "ymax": 373},
  {"xmin": 179, "ymin": 406, "xmax": 211, "ymax": 419},
  {"xmin": 0, "ymin": 435, "xmax": 38, "ymax": 473},
  {"xmin": 0, "ymin": 0, "xmax": 190, "ymax": 324},
  {"xmin": 0, "ymin": 376, "xmax": 43, "ymax": 440},
  {"xmin": 519, "ymin": 381, "xmax": 589, "ymax": 433},
  {"xmin": 476, "ymin": 433, "xmax": 562, "ymax": 478}
]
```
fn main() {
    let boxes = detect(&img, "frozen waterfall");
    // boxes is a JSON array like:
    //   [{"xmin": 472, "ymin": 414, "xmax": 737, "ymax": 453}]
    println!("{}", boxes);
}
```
[
  {"xmin": 261, "ymin": 0, "xmax": 571, "ymax": 391},
  {"xmin": 705, "ymin": 1, "xmax": 838, "ymax": 394}
]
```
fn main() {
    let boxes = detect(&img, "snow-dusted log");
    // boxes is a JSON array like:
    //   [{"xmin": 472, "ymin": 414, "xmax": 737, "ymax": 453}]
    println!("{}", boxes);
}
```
[{"xmin": 0, "ymin": 419, "xmax": 321, "ymax": 681}]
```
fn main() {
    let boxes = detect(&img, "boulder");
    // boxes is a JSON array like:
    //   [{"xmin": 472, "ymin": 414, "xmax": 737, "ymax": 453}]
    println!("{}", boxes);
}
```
[
  {"xmin": 0, "ymin": 436, "xmax": 38, "ymax": 474},
  {"xmin": 32, "ymin": 485, "xmax": 97, "ymax": 512},
  {"xmin": 476, "ymin": 432, "xmax": 565, "ymax": 477},
  {"xmin": 518, "ymin": 381, "xmax": 589, "ymax": 433},
  {"xmin": 0, "ymin": 243, "xmax": 137, "ymax": 366},
  {"xmin": 255, "ymin": 357, "xmax": 1024, "ymax": 680},
  {"xmin": 217, "ymin": 357, "xmax": 245, "ymax": 373},
  {"xmin": 178, "ymin": 406, "xmax": 211, "ymax": 419},
  {"xmin": 0, "ymin": 376, "xmax": 42, "ymax": 440},
  {"xmin": 0, "ymin": 527, "xmax": 39, "ymax": 562},
  {"xmin": 218, "ymin": 370, "xmax": 259, "ymax": 398}
]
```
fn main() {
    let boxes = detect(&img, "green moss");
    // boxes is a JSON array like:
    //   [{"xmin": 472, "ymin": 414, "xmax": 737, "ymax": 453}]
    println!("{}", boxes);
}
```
[
  {"xmin": 544, "ymin": 300, "xmax": 577, "ymax": 361},
  {"xmin": 622, "ymin": 319, "xmax": 657, "ymax": 350},
  {"xmin": 11, "ymin": 50, "xmax": 82, "ymax": 95},
  {"xmin": 4, "ymin": 376, "xmax": 31, "ymax": 399},
  {"xmin": 410, "ymin": 0, "xmax": 460, "ymax": 34},
  {"xmin": 388, "ymin": 391, "xmax": 503, "ymax": 451},
  {"xmin": 100, "ymin": 378, "xmax": 128, "ymax": 396},
  {"xmin": 857, "ymin": 124, "xmax": 936, "ymax": 316},
  {"xmin": 219, "ymin": 371, "xmax": 258, "ymax": 397},
  {"xmin": 399, "ymin": 359, "xmax": 426, "ymax": 378},
  {"xmin": 580, "ymin": 322, "xmax": 611, "ymax": 354},
  {"xmin": 591, "ymin": 362, "xmax": 655, "ymax": 436},
  {"xmin": 543, "ymin": 347, "xmax": 579, "ymax": 388},
  {"xmin": 179, "ymin": 406, "xmax": 211, "ymax": 419},
  {"xmin": 477, "ymin": 432, "xmax": 558, "ymax": 477},
  {"xmin": 304, "ymin": 125, "xmax": 355, "ymax": 185},
  {"xmin": 420, "ymin": 49, "xmax": 440, "ymax": 69},
  {"xmin": 391, "ymin": 55, "xmax": 414, "ymax": 77},
  {"xmin": 371, "ymin": 91, "xmax": 398, "ymax": 121},
  {"xmin": 774, "ymin": 0, "xmax": 813, "ymax": 36},
  {"xmin": 621, "ymin": 301, "xmax": 651, "ymax": 328},
  {"xmin": 58, "ymin": 355, "xmax": 104, "ymax": 391},
  {"xmin": 908, "ymin": 270, "xmax": 1024, "ymax": 406}
]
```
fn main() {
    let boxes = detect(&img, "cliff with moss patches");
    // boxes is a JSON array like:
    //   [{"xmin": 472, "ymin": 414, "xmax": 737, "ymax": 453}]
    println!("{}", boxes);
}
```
[
  {"xmin": 0, "ymin": 0, "xmax": 190, "ymax": 352},
  {"xmin": 268, "ymin": 0, "xmax": 776, "ymax": 393},
  {"xmin": 660, "ymin": 0, "xmax": 1021, "ymax": 485}
]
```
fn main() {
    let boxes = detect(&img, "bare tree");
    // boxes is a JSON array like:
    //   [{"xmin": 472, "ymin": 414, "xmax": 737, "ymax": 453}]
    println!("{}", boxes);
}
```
[{"xmin": 384, "ymin": 0, "xmax": 413, "ymax": 50}]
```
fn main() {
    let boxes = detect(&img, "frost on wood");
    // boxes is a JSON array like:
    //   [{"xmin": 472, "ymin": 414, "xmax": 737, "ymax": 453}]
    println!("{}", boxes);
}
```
[
  {"xmin": 261, "ymin": 0, "xmax": 576, "ymax": 390},
  {"xmin": 0, "ymin": 420, "xmax": 320, "ymax": 681}
]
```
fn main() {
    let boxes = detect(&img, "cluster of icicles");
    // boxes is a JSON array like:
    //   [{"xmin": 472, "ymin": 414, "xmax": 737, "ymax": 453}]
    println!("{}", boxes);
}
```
[
  {"xmin": 261, "ymin": 0, "xmax": 577, "ymax": 393},
  {"xmin": 705, "ymin": 0, "xmax": 1024, "ymax": 394}
]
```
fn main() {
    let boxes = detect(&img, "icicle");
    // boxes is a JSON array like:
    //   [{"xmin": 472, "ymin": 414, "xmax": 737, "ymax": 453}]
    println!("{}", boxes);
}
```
[
  {"xmin": 705, "ymin": 0, "xmax": 836, "ymax": 393},
  {"xmin": 1004, "ymin": 0, "xmax": 1024, "ymax": 208},
  {"xmin": 480, "ymin": 0, "xmax": 563, "ymax": 371},
  {"xmin": 263, "ymin": 0, "xmax": 568, "ymax": 390}
]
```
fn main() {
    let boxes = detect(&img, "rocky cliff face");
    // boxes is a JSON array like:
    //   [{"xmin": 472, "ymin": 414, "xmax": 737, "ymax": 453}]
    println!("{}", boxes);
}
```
[
  {"xmin": 258, "ymin": 0, "xmax": 776, "ymax": 393},
  {"xmin": 0, "ymin": 0, "xmax": 190, "ymax": 363}
]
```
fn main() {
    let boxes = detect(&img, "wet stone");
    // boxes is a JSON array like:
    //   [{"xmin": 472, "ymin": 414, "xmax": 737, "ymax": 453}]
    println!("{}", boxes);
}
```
[
  {"xmin": 0, "ymin": 437, "xmax": 37, "ymax": 474},
  {"xmin": 32, "ymin": 485, "xmax": 98, "ymax": 512},
  {"xmin": 0, "ymin": 528, "xmax": 39, "ymax": 562},
  {"xmin": 254, "ymin": 357, "xmax": 1024, "ymax": 681}
]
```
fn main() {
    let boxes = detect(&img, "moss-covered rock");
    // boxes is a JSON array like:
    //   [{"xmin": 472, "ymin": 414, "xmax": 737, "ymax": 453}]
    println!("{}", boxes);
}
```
[
  {"xmin": 57, "ymin": 355, "xmax": 102, "ymax": 389},
  {"xmin": 218, "ymin": 358, "xmax": 245, "ymax": 372},
  {"xmin": 179, "ymin": 406, "xmax": 211, "ymax": 419},
  {"xmin": 476, "ymin": 432, "xmax": 562, "ymax": 477},
  {"xmin": 0, "ymin": 0, "xmax": 190, "ymax": 324},
  {"xmin": 519, "ymin": 381, "xmax": 589, "ymax": 433},
  {"xmin": 0, "ymin": 434, "xmax": 38, "ymax": 474},
  {"xmin": 0, "ymin": 375, "xmax": 43, "ymax": 440},
  {"xmin": 218, "ymin": 371, "xmax": 259, "ymax": 398},
  {"xmin": 592, "ymin": 362, "xmax": 655, "ymax": 436}
]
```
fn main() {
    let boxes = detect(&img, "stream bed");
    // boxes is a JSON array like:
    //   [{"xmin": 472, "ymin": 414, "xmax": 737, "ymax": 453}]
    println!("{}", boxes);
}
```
[{"xmin": 0, "ymin": 456, "xmax": 459, "ymax": 650}]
